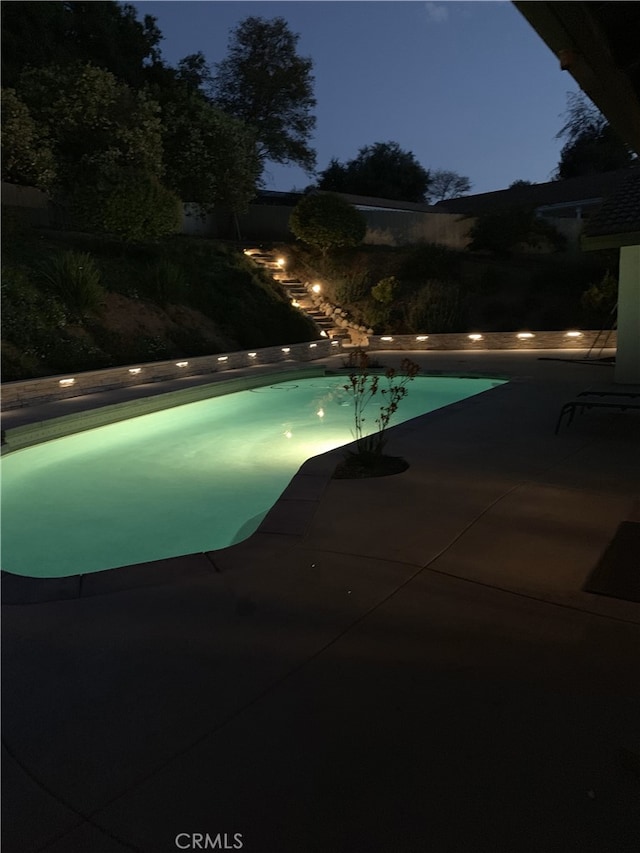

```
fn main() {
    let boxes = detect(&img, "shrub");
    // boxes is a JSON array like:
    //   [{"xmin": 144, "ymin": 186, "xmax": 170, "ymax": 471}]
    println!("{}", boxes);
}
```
[
  {"xmin": 400, "ymin": 243, "xmax": 461, "ymax": 282},
  {"xmin": 580, "ymin": 270, "xmax": 618, "ymax": 328},
  {"xmin": 144, "ymin": 260, "xmax": 188, "ymax": 303},
  {"xmin": 371, "ymin": 276, "xmax": 398, "ymax": 304},
  {"xmin": 45, "ymin": 333, "xmax": 113, "ymax": 372},
  {"xmin": 1, "ymin": 266, "xmax": 68, "ymax": 349},
  {"xmin": 405, "ymin": 280, "xmax": 467, "ymax": 333},
  {"xmin": 468, "ymin": 208, "xmax": 532, "ymax": 256},
  {"xmin": 289, "ymin": 192, "xmax": 366, "ymax": 254},
  {"xmin": 468, "ymin": 208, "xmax": 566, "ymax": 256},
  {"xmin": 71, "ymin": 174, "xmax": 181, "ymax": 242},
  {"xmin": 333, "ymin": 271, "xmax": 371, "ymax": 304},
  {"xmin": 37, "ymin": 250, "xmax": 104, "ymax": 320}
]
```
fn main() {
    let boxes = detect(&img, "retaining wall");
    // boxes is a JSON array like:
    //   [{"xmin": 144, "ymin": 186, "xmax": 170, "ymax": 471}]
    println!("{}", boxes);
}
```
[
  {"xmin": 366, "ymin": 330, "xmax": 616, "ymax": 351},
  {"xmin": 1, "ymin": 339, "xmax": 341, "ymax": 410},
  {"xmin": 2, "ymin": 330, "xmax": 616, "ymax": 412}
]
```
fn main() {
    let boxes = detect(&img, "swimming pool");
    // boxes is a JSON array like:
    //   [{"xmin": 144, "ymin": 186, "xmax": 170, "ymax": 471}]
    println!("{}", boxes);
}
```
[{"xmin": 1, "ymin": 375, "xmax": 504, "ymax": 577}]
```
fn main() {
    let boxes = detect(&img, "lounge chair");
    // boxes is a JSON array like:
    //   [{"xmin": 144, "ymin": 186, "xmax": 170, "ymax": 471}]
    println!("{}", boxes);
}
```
[{"xmin": 555, "ymin": 390, "xmax": 640, "ymax": 434}]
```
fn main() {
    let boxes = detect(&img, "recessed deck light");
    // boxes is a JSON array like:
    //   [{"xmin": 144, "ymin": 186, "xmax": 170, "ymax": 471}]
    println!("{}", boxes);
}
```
[
  {"xmin": 516, "ymin": 333, "xmax": 534, "ymax": 339},
  {"xmin": 468, "ymin": 334, "xmax": 483, "ymax": 341},
  {"xmin": 248, "ymin": 352, "xmax": 257, "ymax": 358},
  {"xmin": 380, "ymin": 336, "xmax": 394, "ymax": 342},
  {"xmin": 176, "ymin": 361, "xmax": 189, "ymax": 367},
  {"xmin": 218, "ymin": 356, "xmax": 228, "ymax": 362},
  {"xmin": 416, "ymin": 335, "xmax": 428, "ymax": 341},
  {"xmin": 128, "ymin": 368, "xmax": 141, "ymax": 375},
  {"xmin": 565, "ymin": 331, "xmax": 582, "ymax": 338},
  {"xmin": 59, "ymin": 378, "xmax": 75, "ymax": 387}
]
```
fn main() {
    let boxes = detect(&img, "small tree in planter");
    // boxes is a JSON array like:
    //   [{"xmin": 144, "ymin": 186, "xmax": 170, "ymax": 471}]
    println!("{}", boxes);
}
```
[{"xmin": 335, "ymin": 350, "xmax": 420, "ymax": 478}]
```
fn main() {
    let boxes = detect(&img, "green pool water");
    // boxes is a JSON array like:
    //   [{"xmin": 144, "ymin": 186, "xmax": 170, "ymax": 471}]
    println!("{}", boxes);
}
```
[{"xmin": 1, "ymin": 375, "xmax": 504, "ymax": 577}]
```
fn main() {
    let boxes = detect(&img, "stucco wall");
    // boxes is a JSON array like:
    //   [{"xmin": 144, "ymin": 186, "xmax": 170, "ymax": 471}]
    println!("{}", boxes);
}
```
[
  {"xmin": 362, "ymin": 211, "xmax": 473, "ymax": 248},
  {"xmin": 210, "ymin": 202, "xmax": 473, "ymax": 249}
]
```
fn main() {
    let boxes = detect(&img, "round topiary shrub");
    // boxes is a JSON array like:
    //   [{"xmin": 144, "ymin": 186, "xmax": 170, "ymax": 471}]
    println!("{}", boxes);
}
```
[{"xmin": 289, "ymin": 192, "xmax": 366, "ymax": 254}]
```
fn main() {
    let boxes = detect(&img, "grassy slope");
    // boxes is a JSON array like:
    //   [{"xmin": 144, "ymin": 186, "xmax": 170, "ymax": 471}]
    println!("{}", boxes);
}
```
[{"xmin": 1, "ymin": 224, "xmax": 318, "ymax": 381}]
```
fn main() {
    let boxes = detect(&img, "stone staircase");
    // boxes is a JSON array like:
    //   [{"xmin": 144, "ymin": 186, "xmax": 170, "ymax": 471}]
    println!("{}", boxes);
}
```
[{"xmin": 243, "ymin": 248, "xmax": 371, "ymax": 345}]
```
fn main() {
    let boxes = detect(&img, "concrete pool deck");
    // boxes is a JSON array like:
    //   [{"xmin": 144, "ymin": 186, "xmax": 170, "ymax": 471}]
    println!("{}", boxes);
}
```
[{"xmin": 2, "ymin": 350, "xmax": 639, "ymax": 852}]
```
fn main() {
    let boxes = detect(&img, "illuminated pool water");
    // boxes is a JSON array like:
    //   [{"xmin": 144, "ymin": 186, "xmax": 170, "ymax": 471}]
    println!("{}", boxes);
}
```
[{"xmin": 1, "ymin": 375, "xmax": 504, "ymax": 577}]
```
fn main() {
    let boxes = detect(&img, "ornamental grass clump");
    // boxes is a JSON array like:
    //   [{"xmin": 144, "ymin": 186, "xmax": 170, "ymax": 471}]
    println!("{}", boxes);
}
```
[
  {"xmin": 37, "ymin": 250, "xmax": 104, "ymax": 321},
  {"xmin": 343, "ymin": 350, "xmax": 420, "ymax": 462}
]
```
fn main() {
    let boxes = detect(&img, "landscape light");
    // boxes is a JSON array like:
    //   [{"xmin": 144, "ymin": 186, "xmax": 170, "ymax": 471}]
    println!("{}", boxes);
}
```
[
  {"xmin": 276, "ymin": 257, "xmax": 286, "ymax": 267},
  {"xmin": 331, "ymin": 341, "xmax": 339, "ymax": 346},
  {"xmin": 311, "ymin": 283, "xmax": 321, "ymax": 293},
  {"xmin": 128, "ymin": 368, "xmax": 141, "ymax": 374},
  {"xmin": 468, "ymin": 334, "xmax": 483, "ymax": 341},
  {"xmin": 59, "ymin": 378, "xmax": 75, "ymax": 387},
  {"xmin": 317, "ymin": 408, "xmax": 325, "ymax": 418},
  {"xmin": 516, "ymin": 333, "xmax": 534, "ymax": 339},
  {"xmin": 320, "ymin": 331, "xmax": 328, "ymax": 337},
  {"xmin": 309, "ymin": 343, "xmax": 317, "ymax": 348},
  {"xmin": 176, "ymin": 361, "xmax": 189, "ymax": 367},
  {"xmin": 291, "ymin": 299, "xmax": 300, "ymax": 307},
  {"xmin": 565, "ymin": 331, "xmax": 582, "ymax": 338},
  {"xmin": 284, "ymin": 430, "xmax": 293, "ymax": 439}
]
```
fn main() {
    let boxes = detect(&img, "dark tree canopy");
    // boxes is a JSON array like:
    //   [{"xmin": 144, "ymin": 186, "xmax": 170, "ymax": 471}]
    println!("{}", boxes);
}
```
[
  {"xmin": 317, "ymin": 142, "xmax": 430, "ymax": 203},
  {"xmin": 0, "ymin": 88, "xmax": 57, "ymax": 190},
  {"xmin": 16, "ymin": 62, "xmax": 164, "ymax": 190},
  {"xmin": 427, "ymin": 170, "xmax": 472, "ymax": 203},
  {"xmin": 213, "ymin": 16, "xmax": 316, "ymax": 172},
  {"xmin": 1, "ymin": 1, "xmax": 163, "ymax": 90},
  {"xmin": 555, "ymin": 92, "xmax": 635, "ymax": 179},
  {"xmin": 161, "ymin": 88, "xmax": 261, "ymax": 213}
]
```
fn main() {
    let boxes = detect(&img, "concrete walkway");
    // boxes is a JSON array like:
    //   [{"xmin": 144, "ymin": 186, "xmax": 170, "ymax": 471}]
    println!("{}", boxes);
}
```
[{"xmin": 2, "ymin": 350, "xmax": 639, "ymax": 853}]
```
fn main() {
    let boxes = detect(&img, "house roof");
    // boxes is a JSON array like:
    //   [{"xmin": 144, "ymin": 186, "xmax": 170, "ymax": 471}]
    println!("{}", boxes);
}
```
[
  {"xmin": 514, "ymin": 2, "xmax": 640, "ymax": 153},
  {"xmin": 330, "ymin": 192, "xmax": 437, "ymax": 214},
  {"xmin": 432, "ymin": 168, "xmax": 635, "ymax": 216},
  {"xmin": 581, "ymin": 167, "xmax": 640, "ymax": 249},
  {"xmin": 253, "ymin": 189, "xmax": 440, "ymax": 214}
]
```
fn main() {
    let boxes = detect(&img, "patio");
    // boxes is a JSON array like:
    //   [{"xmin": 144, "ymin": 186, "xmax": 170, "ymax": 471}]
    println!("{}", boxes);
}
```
[{"xmin": 2, "ymin": 349, "xmax": 639, "ymax": 852}]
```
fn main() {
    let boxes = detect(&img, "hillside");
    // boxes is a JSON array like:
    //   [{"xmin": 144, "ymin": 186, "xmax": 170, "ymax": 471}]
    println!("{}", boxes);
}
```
[
  {"xmin": 285, "ymin": 242, "xmax": 618, "ymax": 336},
  {"xmin": 1, "ymin": 220, "xmax": 319, "ymax": 382},
  {"xmin": 1, "ymin": 212, "xmax": 619, "ymax": 384}
]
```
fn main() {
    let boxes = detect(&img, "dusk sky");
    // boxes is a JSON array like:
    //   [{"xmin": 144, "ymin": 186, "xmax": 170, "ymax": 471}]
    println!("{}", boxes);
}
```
[{"xmin": 132, "ymin": 1, "xmax": 582, "ymax": 196}]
